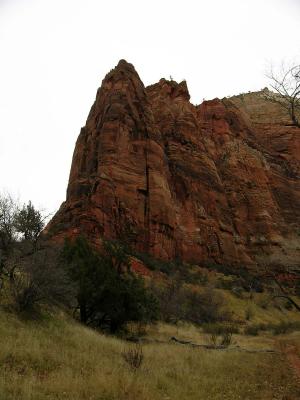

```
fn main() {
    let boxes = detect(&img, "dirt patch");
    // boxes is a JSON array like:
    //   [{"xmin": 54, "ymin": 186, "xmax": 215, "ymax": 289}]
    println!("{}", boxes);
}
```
[{"xmin": 279, "ymin": 341, "xmax": 300, "ymax": 385}]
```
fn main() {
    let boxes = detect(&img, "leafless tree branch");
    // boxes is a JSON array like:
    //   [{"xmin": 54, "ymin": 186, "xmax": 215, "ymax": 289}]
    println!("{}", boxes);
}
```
[{"xmin": 265, "ymin": 63, "xmax": 300, "ymax": 127}]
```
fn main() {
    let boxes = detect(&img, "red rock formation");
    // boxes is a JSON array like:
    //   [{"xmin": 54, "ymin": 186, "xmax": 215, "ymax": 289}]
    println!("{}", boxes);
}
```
[{"xmin": 46, "ymin": 60, "xmax": 300, "ymax": 269}]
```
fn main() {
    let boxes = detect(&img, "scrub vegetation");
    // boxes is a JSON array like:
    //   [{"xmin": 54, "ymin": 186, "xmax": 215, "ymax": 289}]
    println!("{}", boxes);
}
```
[{"xmin": 0, "ymin": 194, "xmax": 300, "ymax": 399}]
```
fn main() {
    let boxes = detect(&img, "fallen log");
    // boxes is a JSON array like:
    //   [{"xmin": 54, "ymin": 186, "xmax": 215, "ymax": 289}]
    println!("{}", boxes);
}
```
[
  {"xmin": 169, "ymin": 336, "xmax": 279, "ymax": 353},
  {"xmin": 170, "ymin": 336, "xmax": 227, "ymax": 349}
]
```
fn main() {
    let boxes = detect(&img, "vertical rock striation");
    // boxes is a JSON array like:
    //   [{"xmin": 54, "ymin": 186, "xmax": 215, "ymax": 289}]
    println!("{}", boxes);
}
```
[{"xmin": 46, "ymin": 60, "xmax": 300, "ymax": 270}]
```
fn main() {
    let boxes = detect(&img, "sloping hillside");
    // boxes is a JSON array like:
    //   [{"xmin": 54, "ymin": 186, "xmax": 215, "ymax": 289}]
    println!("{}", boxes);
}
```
[{"xmin": 1, "ymin": 308, "xmax": 300, "ymax": 400}]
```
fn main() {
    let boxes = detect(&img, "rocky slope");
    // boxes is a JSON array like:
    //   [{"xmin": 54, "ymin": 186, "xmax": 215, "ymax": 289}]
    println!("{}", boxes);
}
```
[{"xmin": 46, "ymin": 60, "xmax": 300, "ymax": 269}]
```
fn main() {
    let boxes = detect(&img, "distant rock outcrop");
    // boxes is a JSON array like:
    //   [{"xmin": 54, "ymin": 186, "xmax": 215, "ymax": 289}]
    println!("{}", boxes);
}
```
[{"xmin": 46, "ymin": 60, "xmax": 300, "ymax": 269}]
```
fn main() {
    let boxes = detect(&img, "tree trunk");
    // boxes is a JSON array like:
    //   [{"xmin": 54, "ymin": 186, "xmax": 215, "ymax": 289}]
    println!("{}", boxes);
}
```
[
  {"xmin": 79, "ymin": 300, "xmax": 87, "ymax": 324},
  {"xmin": 110, "ymin": 319, "xmax": 119, "ymax": 333},
  {"xmin": 290, "ymin": 101, "xmax": 300, "ymax": 127}
]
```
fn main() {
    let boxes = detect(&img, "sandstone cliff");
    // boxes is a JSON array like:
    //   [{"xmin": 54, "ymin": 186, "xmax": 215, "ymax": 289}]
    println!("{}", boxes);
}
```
[{"xmin": 46, "ymin": 60, "xmax": 300, "ymax": 269}]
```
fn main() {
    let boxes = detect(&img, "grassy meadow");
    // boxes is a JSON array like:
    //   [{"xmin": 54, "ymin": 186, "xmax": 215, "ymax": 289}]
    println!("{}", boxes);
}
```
[
  {"xmin": 1, "ymin": 236, "xmax": 300, "ymax": 399},
  {"xmin": 0, "ymin": 307, "xmax": 300, "ymax": 400}
]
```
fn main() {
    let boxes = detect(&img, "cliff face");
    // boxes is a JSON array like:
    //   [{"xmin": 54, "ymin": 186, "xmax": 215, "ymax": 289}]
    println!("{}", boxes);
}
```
[{"xmin": 46, "ymin": 60, "xmax": 300, "ymax": 269}]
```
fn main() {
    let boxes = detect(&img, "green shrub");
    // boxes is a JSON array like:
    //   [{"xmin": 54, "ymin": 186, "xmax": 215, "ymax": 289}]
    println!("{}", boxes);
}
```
[
  {"xmin": 62, "ymin": 237, "xmax": 159, "ymax": 333},
  {"xmin": 244, "ymin": 321, "xmax": 300, "ymax": 336},
  {"xmin": 271, "ymin": 321, "xmax": 300, "ymax": 335},
  {"xmin": 284, "ymin": 300, "xmax": 294, "ymax": 310},
  {"xmin": 132, "ymin": 252, "xmax": 176, "ymax": 274},
  {"xmin": 183, "ymin": 287, "xmax": 229, "ymax": 324},
  {"xmin": 244, "ymin": 325, "xmax": 260, "ymax": 336},
  {"xmin": 216, "ymin": 278, "xmax": 232, "ymax": 290},
  {"xmin": 151, "ymin": 281, "xmax": 231, "ymax": 325},
  {"xmin": 202, "ymin": 262, "xmax": 263, "ymax": 292}
]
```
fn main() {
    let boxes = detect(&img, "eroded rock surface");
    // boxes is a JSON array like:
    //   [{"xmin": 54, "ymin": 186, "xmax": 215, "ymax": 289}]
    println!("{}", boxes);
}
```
[{"xmin": 46, "ymin": 60, "xmax": 300, "ymax": 269}]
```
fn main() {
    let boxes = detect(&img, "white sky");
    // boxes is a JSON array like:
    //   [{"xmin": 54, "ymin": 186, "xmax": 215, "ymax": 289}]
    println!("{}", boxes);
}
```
[{"xmin": 0, "ymin": 0, "xmax": 300, "ymax": 217}]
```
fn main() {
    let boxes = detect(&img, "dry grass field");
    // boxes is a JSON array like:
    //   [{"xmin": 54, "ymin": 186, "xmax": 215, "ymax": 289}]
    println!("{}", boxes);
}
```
[{"xmin": 0, "ymin": 309, "xmax": 300, "ymax": 400}]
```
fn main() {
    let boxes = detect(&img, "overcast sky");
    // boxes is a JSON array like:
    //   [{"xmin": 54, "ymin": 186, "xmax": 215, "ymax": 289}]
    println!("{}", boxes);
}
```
[{"xmin": 0, "ymin": 0, "xmax": 299, "ymax": 217}]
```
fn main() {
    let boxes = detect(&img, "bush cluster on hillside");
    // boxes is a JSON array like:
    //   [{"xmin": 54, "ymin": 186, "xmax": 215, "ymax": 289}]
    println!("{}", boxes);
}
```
[
  {"xmin": 0, "ymin": 194, "xmax": 233, "ymax": 332},
  {"xmin": 0, "ymin": 194, "xmax": 73, "ymax": 312},
  {"xmin": 150, "ymin": 276, "xmax": 230, "ymax": 324},
  {"xmin": 5, "ymin": 194, "xmax": 299, "ymax": 339},
  {"xmin": 0, "ymin": 194, "xmax": 159, "ymax": 333},
  {"xmin": 62, "ymin": 237, "xmax": 159, "ymax": 333}
]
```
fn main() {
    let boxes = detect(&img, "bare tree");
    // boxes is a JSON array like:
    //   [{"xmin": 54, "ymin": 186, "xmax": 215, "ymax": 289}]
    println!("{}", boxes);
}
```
[
  {"xmin": 0, "ymin": 194, "xmax": 18, "ymax": 257},
  {"xmin": 261, "ymin": 265, "xmax": 300, "ymax": 312},
  {"xmin": 0, "ymin": 194, "xmax": 46, "ymax": 282},
  {"xmin": 265, "ymin": 63, "xmax": 300, "ymax": 127},
  {"xmin": 0, "ymin": 194, "xmax": 19, "ymax": 286},
  {"xmin": 10, "ymin": 246, "xmax": 75, "ymax": 312}
]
